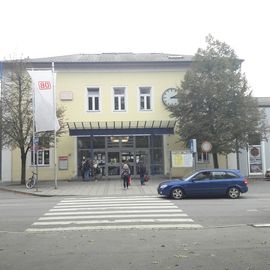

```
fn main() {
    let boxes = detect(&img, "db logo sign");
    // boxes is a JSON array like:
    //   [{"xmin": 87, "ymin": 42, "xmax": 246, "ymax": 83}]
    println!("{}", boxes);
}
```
[{"xmin": 38, "ymin": 81, "xmax": 51, "ymax": 90}]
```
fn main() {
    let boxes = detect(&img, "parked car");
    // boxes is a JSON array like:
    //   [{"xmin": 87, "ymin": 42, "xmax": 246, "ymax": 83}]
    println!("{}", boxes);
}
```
[
  {"xmin": 157, "ymin": 169, "xmax": 248, "ymax": 199},
  {"xmin": 265, "ymin": 168, "xmax": 270, "ymax": 178}
]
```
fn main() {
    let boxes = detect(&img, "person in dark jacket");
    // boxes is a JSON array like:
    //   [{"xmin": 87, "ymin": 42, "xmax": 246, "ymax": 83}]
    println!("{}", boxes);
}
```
[
  {"xmin": 82, "ymin": 159, "xmax": 91, "ymax": 181},
  {"xmin": 138, "ymin": 162, "xmax": 147, "ymax": 185}
]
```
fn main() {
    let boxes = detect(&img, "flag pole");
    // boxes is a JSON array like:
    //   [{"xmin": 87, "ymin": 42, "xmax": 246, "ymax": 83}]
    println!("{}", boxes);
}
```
[
  {"xmin": 52, "ymin": 62, "xmax": 58, "ymax": 189},
  {"xmin": 31, "ymin": 69, "xmax": 38, "ymax": 191}
]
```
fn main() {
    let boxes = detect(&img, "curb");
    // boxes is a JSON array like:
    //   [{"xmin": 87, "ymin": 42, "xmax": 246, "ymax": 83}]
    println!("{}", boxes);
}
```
[
  {"xmin": 0, "ymin": 186, "xmax": 54, "ymax": 197},
  {"xmin": 0, "ymin": 184, "xmax": 159, "ymax": 198}
]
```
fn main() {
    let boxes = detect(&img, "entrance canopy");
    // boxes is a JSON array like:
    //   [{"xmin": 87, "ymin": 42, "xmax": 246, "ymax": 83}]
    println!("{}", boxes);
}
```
[{"xmin": 67, "ymin": 120, "xmax": 176, "ymax": 136}]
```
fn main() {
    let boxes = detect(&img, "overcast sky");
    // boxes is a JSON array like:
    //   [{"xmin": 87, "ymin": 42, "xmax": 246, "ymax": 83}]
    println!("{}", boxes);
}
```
[{"xmin": 1, "ymin": 0, "xmax": 269, "ymax": 97}]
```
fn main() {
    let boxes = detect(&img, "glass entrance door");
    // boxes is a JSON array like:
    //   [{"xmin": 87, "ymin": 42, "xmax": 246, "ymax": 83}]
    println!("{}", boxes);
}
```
[
  {"xmin": 108, "ymin": 151, "xmax": 120, "ymax": 176},
  {"xmin": 107, "ymin": 151, "xmax": 137, "ymax": 176},
  {"xmin": 77, "ymin": 135, "xmax": 163, "ymax": 178},
  {"xmin": 135, "ymin": 150, "xmax": 150, "ymax": 175},
  {"xmin": 121, "ymin": 151, "xmax": 135, "ymax": 175},
  {"xmin": 93, "ymin": 151, "xmax": 106, "ymax": 176}
]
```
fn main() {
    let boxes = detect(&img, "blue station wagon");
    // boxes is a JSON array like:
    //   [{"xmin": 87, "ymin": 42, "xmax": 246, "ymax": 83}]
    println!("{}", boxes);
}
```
[{"xmin": 157, "ymin": 169, "xmax": 248, "ymax": 199}]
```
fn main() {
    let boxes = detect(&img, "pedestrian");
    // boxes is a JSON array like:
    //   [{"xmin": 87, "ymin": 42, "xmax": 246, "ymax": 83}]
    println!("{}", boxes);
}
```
[
  {"xmin": 80, "ymin": 157, "xmax": 86, "ymax": 180},
  {"xmin": 83, "ymin": 159, "xmax": 91, "ymax": 181},
  {"xmin": 92, "ymin": 160, "xmax": 102, "ymax": 181},
  {"xmin": 138, "ymin": 161, "xmax": 147, "ymax": 185},
  {"xmin": 121, "ymin": 163, "xmax": 130, "ymax": 189}
]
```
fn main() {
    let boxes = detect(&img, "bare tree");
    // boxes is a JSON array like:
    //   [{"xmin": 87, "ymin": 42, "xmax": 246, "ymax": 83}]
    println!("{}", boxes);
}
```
[{"xmin": 1, "ymin": 60, "xmax": 66, "ymax": 184}]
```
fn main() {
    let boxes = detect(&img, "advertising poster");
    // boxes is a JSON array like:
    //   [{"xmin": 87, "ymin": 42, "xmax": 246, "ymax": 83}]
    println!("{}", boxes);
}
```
[
  {"xmin": 171, "ymin": 151, "xmax": 193, "ymax": 167},
  {"xmin": 248, "ymin": 145, "xmax": 263, "ymax": 174}
]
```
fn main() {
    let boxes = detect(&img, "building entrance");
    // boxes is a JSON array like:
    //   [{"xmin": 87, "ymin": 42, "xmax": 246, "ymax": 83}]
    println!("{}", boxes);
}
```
[{"xmin": 77, "ymin": 135, "xmax": 163, "ymax": 178}]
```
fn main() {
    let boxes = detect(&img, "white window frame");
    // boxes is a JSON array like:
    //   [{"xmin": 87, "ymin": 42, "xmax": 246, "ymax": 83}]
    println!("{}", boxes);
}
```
[
  {"xmin": 113, "ymin": 87, "xmax": 126, "ymax": 112},
  {"xmin": 139, "ymin": 86, "xmax": 152, "ymax": 111},
  {"xmin": 197, "ymin": 151, "xmax": 210, "ymax": 163},
  {"xmin": 31, "ymin": 149, "xmax": 50, "ymax": 166},
  {"xmin": 87, "ymin": 87, "xmax": 100, "ymax": 112}
]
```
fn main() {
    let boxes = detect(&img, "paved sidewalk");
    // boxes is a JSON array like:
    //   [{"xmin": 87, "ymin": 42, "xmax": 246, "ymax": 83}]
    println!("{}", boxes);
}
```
[
  {"xmin": 1, "ymin": 177, "xmax": 269, "ymax": 197},
  {"xmin": 0, "ymin": 178, "xmax": 162, "ymax": 197}
]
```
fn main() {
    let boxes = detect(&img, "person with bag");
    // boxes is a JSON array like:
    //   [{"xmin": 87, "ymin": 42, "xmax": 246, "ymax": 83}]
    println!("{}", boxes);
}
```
[
  {"xmin": 121, "ymin": 163, "xmax": 130, "ymax": 189},
  {"xmin": 128, "ymin": 174, "xmax": 132, "ymax": 185}
]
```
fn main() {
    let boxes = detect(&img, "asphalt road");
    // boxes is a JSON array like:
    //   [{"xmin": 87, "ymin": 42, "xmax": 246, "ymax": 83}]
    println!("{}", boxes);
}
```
[{"xmin": 0, "ymin": 181, "xmax": 269, "ymax": 270}]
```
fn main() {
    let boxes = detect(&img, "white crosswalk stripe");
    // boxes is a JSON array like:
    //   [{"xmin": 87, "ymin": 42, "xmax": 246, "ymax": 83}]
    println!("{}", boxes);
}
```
[{"xmin": 26, "ymin": 196, "xmax": 203, "ymax": 232}]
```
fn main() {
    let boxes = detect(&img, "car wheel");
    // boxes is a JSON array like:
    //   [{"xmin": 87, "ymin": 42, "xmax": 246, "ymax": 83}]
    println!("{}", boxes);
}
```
[
  {"xmin": 227, "ymin": 187, "xmax": 240, "ymax": 199},
  {"xmin": 171, "ymin": 188, "xmax": 184, "ymax": 199}
]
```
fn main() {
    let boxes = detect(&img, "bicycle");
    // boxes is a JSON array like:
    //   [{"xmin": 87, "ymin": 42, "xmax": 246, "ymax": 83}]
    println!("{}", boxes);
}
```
[{"xmin": 25, "ymin": 171, "xmax": 37, "ymax": 189}]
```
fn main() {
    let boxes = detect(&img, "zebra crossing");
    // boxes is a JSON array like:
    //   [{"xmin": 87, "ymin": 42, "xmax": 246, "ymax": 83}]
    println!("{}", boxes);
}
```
[{"xmin": 26, "ymin": 196, "xmax": 203, "ymax": 232}]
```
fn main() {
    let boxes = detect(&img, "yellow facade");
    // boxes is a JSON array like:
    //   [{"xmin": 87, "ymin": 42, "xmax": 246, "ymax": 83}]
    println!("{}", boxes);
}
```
[
  {"xmin": 54, "ymin": 69, "xmax": 186, "ymax": 180},
  {"xmin": 57, "ymin": 71, "xmax": 184, "ymax": 122},
  {"xmin": 7, "ymin": 53, "xmax": 225, "ymax": 182}
]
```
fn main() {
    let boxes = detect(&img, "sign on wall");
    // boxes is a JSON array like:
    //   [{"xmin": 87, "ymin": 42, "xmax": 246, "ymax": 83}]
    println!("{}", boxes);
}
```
[
  {"xmin": 59, "ymin": 156, "xmax": 68, "ymax": 170},
  {"xmin": 189, "ymin": 139, "xmax": 197, "ymax": 153},
  {"xmin": 171, "ymin": 151, "xmax": 193, "ymax": 167}
]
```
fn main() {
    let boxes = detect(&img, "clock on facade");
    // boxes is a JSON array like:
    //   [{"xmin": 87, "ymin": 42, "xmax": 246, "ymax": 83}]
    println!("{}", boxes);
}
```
[{"xmin": 162, "ymin": 88, "xmax": 178, "ymax": 106}]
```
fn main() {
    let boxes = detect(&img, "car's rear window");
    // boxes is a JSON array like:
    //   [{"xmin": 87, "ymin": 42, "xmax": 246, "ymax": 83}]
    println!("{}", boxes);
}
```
[{"xmin": 211, "ymin": 171, "xmax": 238, "ymax": 179}]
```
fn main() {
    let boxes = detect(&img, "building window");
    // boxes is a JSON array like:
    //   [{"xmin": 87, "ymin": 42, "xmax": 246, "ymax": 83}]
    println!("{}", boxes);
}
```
[
  {"xmin": 87, "ymin": 88, "xmax": 100, "ymax": 111},
  {"xmin": 197, "ymin": 151, "xmax": 209, "ymax": 163},
  {"xmin": 139, "ymin": 87, "xmax": 151, "ymax": 110},
  {"xmin": 113, "ymin": 87, "xmax": 126, "ymax": 111},
  {"xmin": 31, "ymin": 149, "xmax": 50, "ymax": 166}
]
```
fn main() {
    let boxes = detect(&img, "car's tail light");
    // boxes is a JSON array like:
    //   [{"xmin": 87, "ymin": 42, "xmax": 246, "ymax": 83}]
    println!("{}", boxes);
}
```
[{"xmin": 243, "ymin": 178, "xmax": 248, "ymax": 185}]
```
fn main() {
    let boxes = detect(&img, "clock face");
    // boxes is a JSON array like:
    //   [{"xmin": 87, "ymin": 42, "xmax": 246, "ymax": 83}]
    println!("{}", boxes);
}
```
[{"xmin": 162, "ymin": 88, "xmax": 178, "ymax": 106}]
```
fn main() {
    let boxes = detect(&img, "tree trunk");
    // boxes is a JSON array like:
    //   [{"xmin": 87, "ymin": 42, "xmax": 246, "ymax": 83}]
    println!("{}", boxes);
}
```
[
  {"xmin": 20, "ymin": 149, "xmax": 27, "ymax": 184},
  {"xmin": 213, "ymin": 152, "xmax": 219, "ymax": 168}
]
